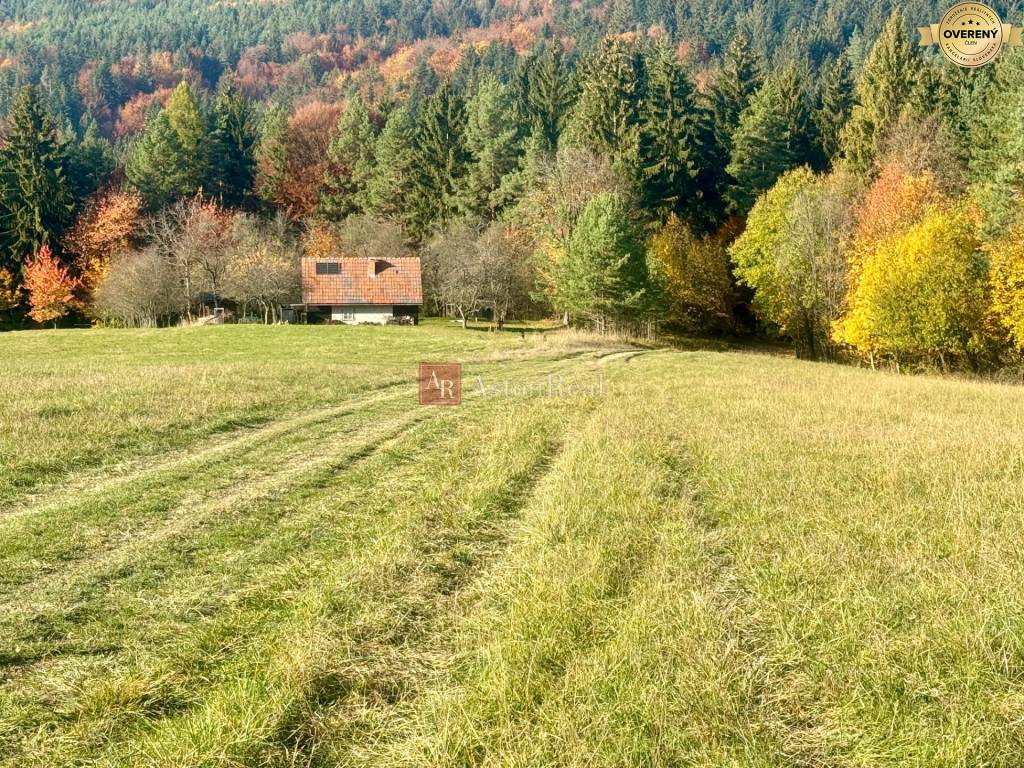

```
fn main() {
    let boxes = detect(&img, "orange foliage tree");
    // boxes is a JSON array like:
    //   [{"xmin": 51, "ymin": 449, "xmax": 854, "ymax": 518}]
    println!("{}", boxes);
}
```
[
  {"xmin": 65, "ymin": 189, "xmax": 145, "ymax": 293},
  {"xmin": 260, "ymin": 101, "xmax": 341, "ymax": 219},
  {"xmin": 23, "ymin": 245, "xmax": 81, "ymax": 326},
  {"xmin": 851, "ymin": 160, "xmax": 945, "ymax": 249}
]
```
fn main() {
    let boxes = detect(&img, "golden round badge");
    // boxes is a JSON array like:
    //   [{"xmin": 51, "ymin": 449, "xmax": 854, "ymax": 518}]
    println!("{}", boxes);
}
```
[{"xmin": 936, "ymin": 3, "xmax": 1004, "ymax": 67}]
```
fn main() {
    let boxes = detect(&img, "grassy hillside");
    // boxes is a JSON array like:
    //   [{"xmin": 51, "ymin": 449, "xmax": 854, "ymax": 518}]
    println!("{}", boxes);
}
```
[{"xmin": 2, "ymin": 325, "xmax": 1024, "ymax": 766}]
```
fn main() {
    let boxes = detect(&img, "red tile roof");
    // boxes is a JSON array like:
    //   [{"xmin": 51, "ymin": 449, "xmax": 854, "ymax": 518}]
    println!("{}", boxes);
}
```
[{"xmin": 302, "ymin": 257, "xmax": 422, "ymax": 306}]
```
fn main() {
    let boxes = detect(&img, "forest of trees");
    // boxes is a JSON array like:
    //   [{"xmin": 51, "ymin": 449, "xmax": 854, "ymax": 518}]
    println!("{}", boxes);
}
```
[{"xmin": 2, "ymin": 0, "xmax": 1024, "ymax": 371}]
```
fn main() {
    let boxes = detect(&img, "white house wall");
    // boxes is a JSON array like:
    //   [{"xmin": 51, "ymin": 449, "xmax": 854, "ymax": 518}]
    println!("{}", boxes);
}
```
[{"xmin": 330, "ymin": 305, "xmax": 394, "ymax": 324}]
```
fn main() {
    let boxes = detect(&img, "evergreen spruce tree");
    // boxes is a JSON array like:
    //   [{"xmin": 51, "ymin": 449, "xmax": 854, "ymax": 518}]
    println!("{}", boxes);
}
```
[
  {"xmin": 164, "ymin": 82, "xmax": 209, "ymax": 184},
  {"xmin": 564, "ymin": 37, "xmax": 646, "ymax": 176},
  {"xmin": 841, "ymin": 10, "xmax": 920, "ymax": 173},
  {"xmin": 525, "ymin": 44, "xmax": 573, "ymax": 151},
  {"xmin": 460, "ymin": 76, "xmax": 526, "ymax": 219},
  {"xmin": 814, "ymin": 54, "xmax": 854, "ymax": 165},
  {"xmin": 558, "ymin": 191, "xmax": 651, "ymax": 327},
  {"xmin": 608, "ymin": 0, "xmax": 637, "ymax": 34},
  {"xmin": 126, "ymin": 112, "xmax": 190, "ymax": 208},
  {"xmin": 406, "ymin": 84, "xmax": 471, "ymax": 242},
  {"xmin": 66, "ymin": 119, "xmax": 115, "ymax": 204},
  {"xmin": 637, "ymin": 43, "xmax": 721, "ymax": 229},
  {"xmin": 127, "ymin": 82, "xmax": 210, "ymax": 207},
  {"xmin": 726, "ymin": 78, "xmax": 799, "ymax": 214},
  {"xmin": 706, "ymin": 33, "xmax": 765, "ymax": 158},
  {"xmin": 255, "ymin": 106, "xmax": 289, "ymax": 208},
  {"xmin": 938, "ymin": 64, "xmax": 993, "ymax": 166},
  {"xmin": 775, "ymin": 59, "xmax": 821, "ymax": 169},
  {"xmin": 207, "ymin": 81, "xmax": 258, "ymax": 207},
  {"xmin": 410, "ymin": 57, "xmax": 439, "ymax": 106},
  {"xmin": 321, "ymin": 95, "xmax": 377, "ymax": 220},
  {"xmin": 970, "ymin": 49, "xmax": 1024, "ymax": 236},
  {"xmin": 0, "ymin": 86, "xmax": 73, "ymax": 271},
  {"xmin": 365, "ymin": 105, "xmax": 418, "ymax": 226}
]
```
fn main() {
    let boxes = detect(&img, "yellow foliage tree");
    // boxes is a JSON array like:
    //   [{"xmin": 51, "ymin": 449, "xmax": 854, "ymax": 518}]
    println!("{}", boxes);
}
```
[
  {"xmin": 834, "ymin": 203, "xmax": 987, "ymax": 370},
  {"xmin": 0, "ymin": 268, "xmax": 22, "ymax": 326},
  {"xmin": 301, "ymin": 220, "xmax": 338, "ymax": 260},
  {"xmin": 0, "ymin": 268, "xmax": 21, "ymax": 311},
  {"xmin": 648, "ymin": 215, "xmax": 736, "ymax": 331},
  {"xmin": 988, "ymin": 218, "xmax": 1024, "ymax": 350}
]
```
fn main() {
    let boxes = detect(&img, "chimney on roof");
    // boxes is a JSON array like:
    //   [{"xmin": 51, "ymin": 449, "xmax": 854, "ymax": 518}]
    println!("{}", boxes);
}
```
[{"xmin": 368, "ymin": 259, "xmax": 389, "ymax": 278}]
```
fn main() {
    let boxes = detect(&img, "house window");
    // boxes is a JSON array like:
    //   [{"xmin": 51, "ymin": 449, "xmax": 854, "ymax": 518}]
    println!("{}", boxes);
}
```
[{"xmin": 315, "ymin": 262, "xmax": 341, "ymax": 275}]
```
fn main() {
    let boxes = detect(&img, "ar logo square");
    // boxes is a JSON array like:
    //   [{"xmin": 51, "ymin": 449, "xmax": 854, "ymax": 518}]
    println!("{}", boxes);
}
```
[{"xmin": 419, "ymin": 363, "xmax": 462, "ymax": 405}]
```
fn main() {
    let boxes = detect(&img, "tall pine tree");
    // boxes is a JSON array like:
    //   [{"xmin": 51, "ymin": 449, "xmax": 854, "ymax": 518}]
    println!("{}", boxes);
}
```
[
  {"xmin": 321, "ymin": 95, "xmax": 377, "ymax": 220},
  {"xmin": 365, "ymin": 105, "xmax": 418, "ymax": 228},
  {"xmin": 726, "ymin": 77, "xmax": 799, "ymax": 214},
  {"xmin": 564, "ymin": 37, "xmax": 646, "ymax": 177},
  {"xmin": 637, "ymin": 43, "xmax": 721, "ymax": 229},
  {"xmin": 255, "ymin": 106, "xmax": 289, "ymax": 209},
  {"xmin": 970, "ymin": 49, "xmax": 1024, "ymax": 236},
  {"xmin": 706, "ymin": 33, "xmax": 765, "ymax": 158},
  {"xmin": 841, "ymin": 10, "xmax": 920, "ymax": 173},
  {"xmin": 406, "ymin": 84, "xmax": 471, "ymax": 242},
  {"xmin": 0, "ymin": 86, "xmax": 73, "ymax": 272},
  {"xmin": 558, "ymin": 191, "xmax": 651, "ymax": 327},
  {"xmin": 127, "ymin": 82, "xmax": 210, "ymax": 207},
  {"xmin": 460, "ymin": 76, "xmax": 526, "ymax": 219},
  {"xmin": 207, "ymin": 81, "xmax": 258, "ymax": 207},
  {"xmin": 775, "ymin": 59, "xmax": 821, "ymax": 169},
  {"xmin": 66, "ymin": 119, "xmax": 115, "ymax": 206},
  {"xmin": 814, "ymin": 54, "xmax": 854, "ymax": 165},
  {"xmin": 525, "ymin": 43, "xmax": 574, "ymax": 151}
]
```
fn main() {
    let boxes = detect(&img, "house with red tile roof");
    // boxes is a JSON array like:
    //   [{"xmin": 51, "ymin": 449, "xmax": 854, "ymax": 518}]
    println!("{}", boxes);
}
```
[{"xmin": 300, "ymin": 257, "xmax": 422, "ymax": 324}]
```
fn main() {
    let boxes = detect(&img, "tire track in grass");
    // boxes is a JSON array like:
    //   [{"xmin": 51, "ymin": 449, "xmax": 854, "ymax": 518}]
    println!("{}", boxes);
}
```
[
  {"xmin": 0, "ymin": 356, "xmax": 598, "ymax": 768},
  {"xmin": 0, "ymin": 401, "xmax": 432, "ymax": 668},
  {"xmin": 361, "ymin": 365, "xmax": 777, "ymax": 768},
  {"xmin": 502, "ymin": 444, "xmax": 784, "ymax": 767},
  {"xmin": 365, "ymin": 401, "xmax": 671, "ymax": 768},
  {"xmin": 83, "ymin": 399, "xmax": 582, "ymax": 768},
  {"xmin": 269, "ymin": 405, "xmax": 588, "ymax": 768},
  {"xmin": 0, "ymin": 407, "xmax": 453, "ymax": 767},
  {"xmin": 0, "ymin": 379, "xmax": 414, "ymax": 523}
]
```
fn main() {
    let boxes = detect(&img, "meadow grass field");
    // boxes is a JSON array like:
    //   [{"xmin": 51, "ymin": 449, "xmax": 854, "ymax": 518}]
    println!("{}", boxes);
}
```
[{"xmin": 3, "ymin": 323, "xmax": 1024, "ymax": 767}]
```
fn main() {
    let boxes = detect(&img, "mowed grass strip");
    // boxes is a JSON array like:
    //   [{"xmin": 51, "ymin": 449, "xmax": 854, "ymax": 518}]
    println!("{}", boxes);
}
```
[
  {"xmin": 0, "ymin": 387, "xmax": 418, "ymax": 592},
  {"xmin": 93, "ymin": 402, "xmax": 573, "ymax": 768},
  {"xmin": 0, "ymin": 355, "xmax": 590, "ymax": 767},
  {"xmin": 359, "ymin": 380, "xmax": 776, "ymax": 768}
]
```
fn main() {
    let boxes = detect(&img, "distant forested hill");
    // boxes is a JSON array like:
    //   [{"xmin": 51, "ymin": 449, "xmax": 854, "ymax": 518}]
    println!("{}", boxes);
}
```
[
  {"xmin": 0, "ymin": 0, "xmax": 997, "ymax": 130},
  {"xmin": 0, "ymin": 0, "xmax": 989, "ymax": 78}
]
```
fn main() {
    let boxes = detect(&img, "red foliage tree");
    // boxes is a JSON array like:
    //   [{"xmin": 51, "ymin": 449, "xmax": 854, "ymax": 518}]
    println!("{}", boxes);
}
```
[{"xmin": 23, "ymin": 245, "xmax": 81, "ymax": 326}]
